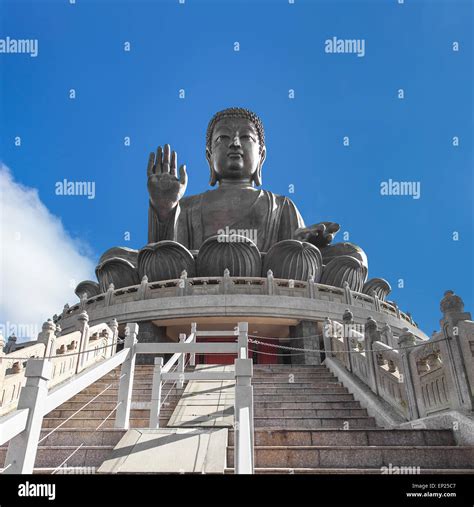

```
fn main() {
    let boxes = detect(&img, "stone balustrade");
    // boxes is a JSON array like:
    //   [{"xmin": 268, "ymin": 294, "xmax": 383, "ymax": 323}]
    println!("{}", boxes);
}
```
[
  {"xmin": 56, "ymin": 273, "xmax": 416, "ymax": 329},
  {"xmin": 0, "ymin": 314, "xmax": 119, "ymax": 416},
  {"xmin": 323, "ymin": 291, "xmax": 473, "ymax": 422}
]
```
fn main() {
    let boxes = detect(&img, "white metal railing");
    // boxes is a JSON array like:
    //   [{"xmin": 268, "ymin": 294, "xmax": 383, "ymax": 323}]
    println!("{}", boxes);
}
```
[{"xmin": 119, "ymin": 321, "xmax": 254, "ymax": 474}]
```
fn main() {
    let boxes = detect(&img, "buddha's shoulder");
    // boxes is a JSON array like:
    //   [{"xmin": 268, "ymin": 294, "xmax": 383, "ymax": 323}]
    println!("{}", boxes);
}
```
[{"xmin": 259, "ymin": 189, "xmax": 297, "ymax": 207}]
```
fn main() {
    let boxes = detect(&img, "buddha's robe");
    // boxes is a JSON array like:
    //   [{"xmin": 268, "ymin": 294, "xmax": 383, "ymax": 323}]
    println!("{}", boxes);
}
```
[{"xmin": 148, "ymin": 189, "xmax": 305, "ymax": 252}]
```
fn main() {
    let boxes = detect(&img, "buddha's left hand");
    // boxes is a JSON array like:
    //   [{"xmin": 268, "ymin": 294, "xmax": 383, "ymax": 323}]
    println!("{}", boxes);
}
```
[{"xmin": 294, "ymin": 222, "xmax": 340, "ymax": 248}]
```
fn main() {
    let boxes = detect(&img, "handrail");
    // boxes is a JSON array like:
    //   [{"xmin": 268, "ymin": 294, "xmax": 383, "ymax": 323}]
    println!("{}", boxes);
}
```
[
  {"xmin": 0, "ymin": 409, "xmax": 29, "ymax": 446},
  {"xmin": 44, "ymin": 348, "xmax": 130, "ymax": 414},
  {"xmin": 1, "ymin": 323, "xmax": 135, "ymax": 474},
  {"xmin": 146, "ymin": 322, "xmax": 254, "ymax": 474},
  {"xmin": 324, "ymin": 311, "xmax": 474, "ymax": 422},
  {"xmin": 162, "ymin": 333, "xmax": 195, "ymax": 373}
]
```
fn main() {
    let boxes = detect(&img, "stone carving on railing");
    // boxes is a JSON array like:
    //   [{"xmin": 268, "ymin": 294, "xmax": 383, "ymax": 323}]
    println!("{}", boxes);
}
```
[
  {"xmin": 61, "ymin": 272, "xmax": 418, "ymax": 334},
  {"xmin": 324, "ymin": 291, "xmax": 473, "ymax": 422},
  {"xmin": 0, "ymin": 312, "xmax": 120, "ymax": 416}
]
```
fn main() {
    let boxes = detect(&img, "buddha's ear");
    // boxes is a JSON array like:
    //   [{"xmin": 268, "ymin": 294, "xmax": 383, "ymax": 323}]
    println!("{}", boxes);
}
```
[
  {"xmin": 253, "ymin": 146, "xmax": 266, "ymax": 187},
  {"xmin": 206, "ymin": 147, "xmax": 218, "ymax": 186}
]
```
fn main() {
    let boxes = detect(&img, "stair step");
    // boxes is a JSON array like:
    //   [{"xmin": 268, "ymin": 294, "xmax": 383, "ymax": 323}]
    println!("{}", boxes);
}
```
[
  {"xmin": 253, "ymin": 394, "xmax": 355, "ymax": 402},
  {"xmin": 252, "ymin": 388, "xmax": 349, "ymax": 395},
  {"xmin": 226, "ymin": 446, "xmax": 474, "ymax": 469},
  {"xmin": 69, "ymin": 394, "xmax": 181, "ymax": 403},
  {"xmin": 254, "ymin": 408, "xmax": 368, "ymax": 417},
  {"xmin": 254, "ymin": 416, "xmax": 377, "ymax": 429},
  {"xmin": 45, "ymin": 409, "xmax": 169, "ymax": 419},
  {"xmin": 37, "ymin": 429, "xmax": 126, "ymax": 446},
  {"xmin": 253, "ymin": 382, "xmax": 343, "ymax": 388},
  {"xmin": 227, "ymin": 429, "xmax": 457, "ymax": 447},
  {"xmin": 0, "ymin": 446, "xmax": 114, "ymax": 468},
  {"xmin": 254, "ymin": 401, "xmax": 363, "ymax": 409},
  {"xmin": 41, "ymin": 418, "xmax": 160, "ymax": 429},
  {"xmin": 252, "ymin": 375, "xmax": 338, "ymax": 380}
]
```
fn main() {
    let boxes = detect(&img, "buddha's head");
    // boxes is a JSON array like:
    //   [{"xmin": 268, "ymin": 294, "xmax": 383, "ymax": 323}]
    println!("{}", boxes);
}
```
[{"xmin": 206, "ymin": 107, "xmax": 266, "ymax": 187}]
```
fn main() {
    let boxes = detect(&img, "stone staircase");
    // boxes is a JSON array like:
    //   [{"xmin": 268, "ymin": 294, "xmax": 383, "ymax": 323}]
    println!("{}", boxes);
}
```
[
  {"xmin": 1, "ymin": 363, "xmax": 473, "ymax": 473},
  {"xmin": 226, "ymin": 364, "xmax": 474, "ymax": 474},
  {"xmin": 0, "ymin": 365, "xmax": 186, "ymax": 473}
]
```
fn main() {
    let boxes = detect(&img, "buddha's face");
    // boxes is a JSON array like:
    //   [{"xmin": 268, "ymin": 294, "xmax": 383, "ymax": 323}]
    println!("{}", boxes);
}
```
[{"xmin": 206, "ymin": 117, "xmax": 266, "ymax": 185}]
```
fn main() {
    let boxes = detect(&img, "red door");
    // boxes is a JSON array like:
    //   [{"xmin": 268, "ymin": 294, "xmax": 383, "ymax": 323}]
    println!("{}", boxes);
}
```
[
  {"xmin": 197, "ymin": 336, "xmax": 237, "ymax": 365},
  {"xmin": 196, "ymin": 336, "xmax": 280, "ymax": 365}
]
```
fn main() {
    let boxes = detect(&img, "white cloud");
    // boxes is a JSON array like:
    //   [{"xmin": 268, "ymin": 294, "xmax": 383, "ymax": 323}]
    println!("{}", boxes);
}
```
[{"xmin": 0, "ymin": 164, "xmax": 96, "ymax": 340}]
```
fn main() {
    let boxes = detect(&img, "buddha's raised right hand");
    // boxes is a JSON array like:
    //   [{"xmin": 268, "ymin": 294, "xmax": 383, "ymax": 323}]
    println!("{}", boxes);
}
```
[{"xmin": 147, "ymin": 144, "xmax": 188, "ymax": 221}]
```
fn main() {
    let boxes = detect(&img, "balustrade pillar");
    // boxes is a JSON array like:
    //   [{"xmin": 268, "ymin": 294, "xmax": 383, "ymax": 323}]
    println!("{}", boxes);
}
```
[
  {"xmin": 4, "ymin": 359, "xmax": 52, "ymax": 474},
  {"xmin": 115, "ymin": 323, "xmax": 138, "ymax": 429},
  {"xmin": 398, "ymin": 329, "xmax": 420, "ymax": 420},
  {"xmin": 364, "ymin": 317, "xmax": 379, "ymax": 395}
]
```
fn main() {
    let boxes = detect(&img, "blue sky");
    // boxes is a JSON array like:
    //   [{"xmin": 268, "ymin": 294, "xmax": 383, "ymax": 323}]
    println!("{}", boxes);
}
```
[{"xmin": 1, "ymin": 0, "xmax": 472, "ymax": 336}]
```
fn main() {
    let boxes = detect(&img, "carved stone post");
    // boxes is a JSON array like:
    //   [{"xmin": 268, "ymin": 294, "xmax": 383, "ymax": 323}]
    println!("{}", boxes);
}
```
[
  {"xmin": 4, "ymin": 359, "xmax": 52, "ymax": 474},
  {"xmin": 322, "ymin": 317, "xmax": 333, "ymax": 361},
  {"xmin": 307, "ymin": 274, "xmax": 315, "ymax": 299},
  {"xmin": 75, "ymin": 311, "xmax": 89, "ymax": 373},
  {"xmin": 108, "ymin": 318, "xmax": 119, "ymax": 355},
  {"xmin": 265, "ymin": 270, "xmax": 275, "ymax": 296},
  {"xmin": 237, "ymin": 322, "xmax": 249, "ymax": 359},
  {"xmin": 115, "ymin": 323, "xmax": 138, "ymax": 429},
  {"xmin": 190, "ymin": 322, "xmax": 197, "ymax": 367},
  {"xmin": 149, "ymin": 357, "xmax": 163, "ymax": 428},
  {"xmin": 380, "ymin": 323, "xmax": 394, "ymax": 347},
  {"xmin": 343, "ymin": 281, "xmax": 353, "ymax": 305},
  {"xmin": 38, "ymin": 320, "xmax": 56, "ymax": 358},
  {"xmin": 371, "ymin": 289, "xmax": 381, "ymax": 312},
  {"xmin": 341, "ymin": 309, "xmax": 353, "ymax": 372},
  {"xmin": 5, "ymin": 335, "xmax": 18, "ymax": 354},
  {"xmin": 79, "ymin": 293, "xmax": 87, "ymax": 311},
  {"xmin": 105, "ymin": 283, "xmax": 115, "ymax": 307},
  {"xmin": 364, "ymin": 317, "xmax": 379, "ymax": 395},
  {"xmin": 138, "ymin": 275, "xmax": 149, "ymax": 299},
  {"xmin": 439, "ymin": 291, "xmax": 473, "ymax": 412},
  {"xmin": 397, "ymin": 329, "xmax": 419, "ymax": 420}
]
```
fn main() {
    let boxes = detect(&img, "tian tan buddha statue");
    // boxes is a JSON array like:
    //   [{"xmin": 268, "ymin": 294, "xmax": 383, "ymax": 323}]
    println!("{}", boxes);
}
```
[{"xmin": 76, "ymin": 108, "xmax": 391, "ymax": 303}]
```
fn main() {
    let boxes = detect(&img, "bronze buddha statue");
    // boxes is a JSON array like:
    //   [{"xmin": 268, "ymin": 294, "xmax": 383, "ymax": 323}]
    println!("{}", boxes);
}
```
[{"xmin": 85, "ymin": 108, "xmax": 381, "ymax": 299}]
